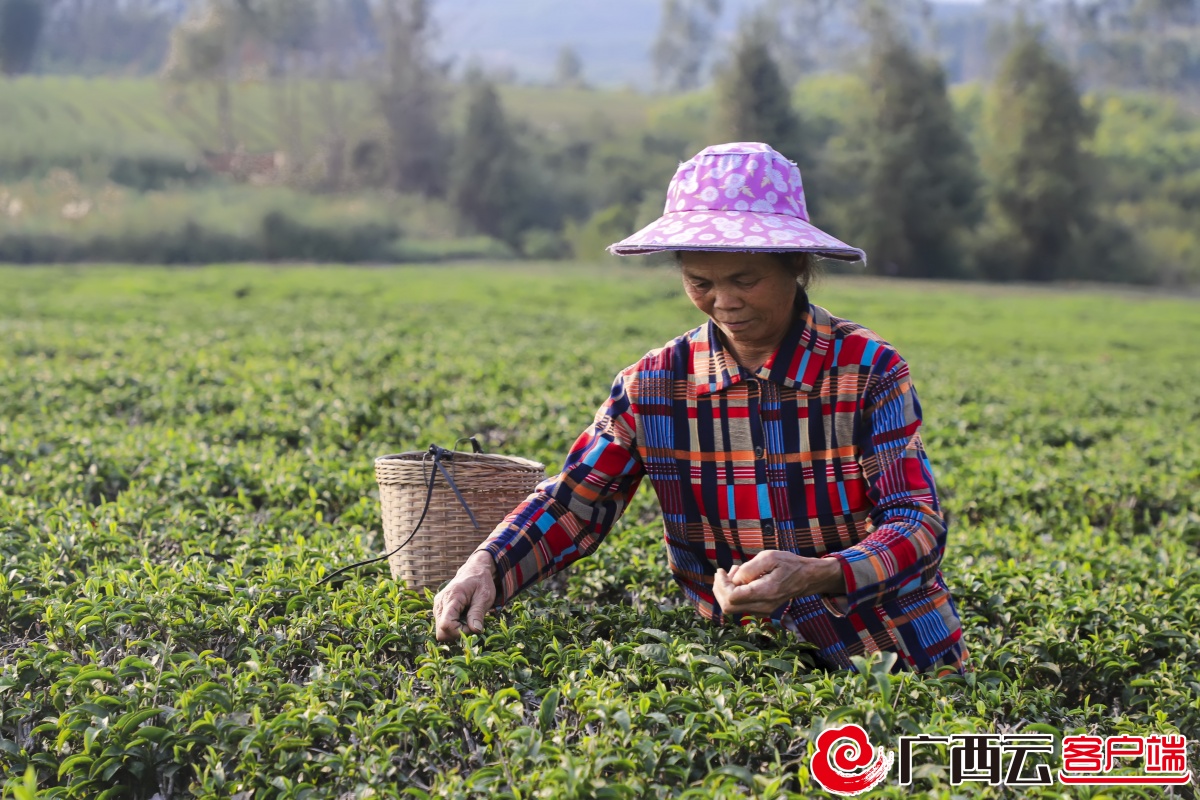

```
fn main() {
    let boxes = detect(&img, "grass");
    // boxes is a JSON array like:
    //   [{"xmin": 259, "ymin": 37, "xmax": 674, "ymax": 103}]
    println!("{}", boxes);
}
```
[{"xmin": 1, "ymin": 264, "xmax": 1198, "ymax": 798}]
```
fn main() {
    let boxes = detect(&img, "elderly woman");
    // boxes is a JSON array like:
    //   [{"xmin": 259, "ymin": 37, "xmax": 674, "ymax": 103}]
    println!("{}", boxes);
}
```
[{"xmin": 433, "ymin": 142, "xmax": 967, "ymax": 675}]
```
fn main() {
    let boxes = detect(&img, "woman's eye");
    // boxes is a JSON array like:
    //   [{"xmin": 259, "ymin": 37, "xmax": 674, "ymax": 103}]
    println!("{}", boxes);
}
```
[{"xmin": 736, "ymin": 280, "xmax": 757, "ymax": 289}]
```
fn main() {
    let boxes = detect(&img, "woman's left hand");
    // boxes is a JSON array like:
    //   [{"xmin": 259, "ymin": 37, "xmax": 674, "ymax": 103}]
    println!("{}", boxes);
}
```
[{"xmin": 713, "ymin": 551, "xmax": 845, "ymax": 617}]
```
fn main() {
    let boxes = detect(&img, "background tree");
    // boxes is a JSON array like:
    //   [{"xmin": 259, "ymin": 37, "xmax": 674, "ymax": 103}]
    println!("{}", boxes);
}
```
[
  {"xmin": 374, "ymin": 0, "xmax": 448, "ymax": 196},
  {"xmin": 996, "ymin": 0, "xmax": 1200, "ymax": 97},
  {"xmin": 978, "ymin": 20, "xmax": 1113, "ymax": 281},
  {"xmin": 234, "ymin": 0, "xmax": 319, "ymax": 180},
  {"xmin": 854, "ymin": 2, "xmax": 981, "ymax": 278},
  {"xmin": 0, "ymin": 0, "xmax": 47, "ymax": 75},
  {"xmin": 555, "ymin": 45, "xmax": 585, "ymax": 89},
  {"xmin": 710, "ymin": 20, "xmax": 804, "ymax": 160},
  {"xmin": 746, "ymin": 0, "xmax": 936, "ymax": 80},
  {"xmin": 162, "ymin": 0, "xmax": 322, "ymax": 168},
  {"xmin": 651, "ymin": 0, "xmax": 721, "ymax": 92},
  {"xmin": 308, "ymin": 0, "xmax": 379, "ymax": 191},
  {"xmin": 747, "ymin": 0, "xmax": 837, "ymax": 81},
  {"xmin": 450, "ymin": 75, "xmax": 531, "ymax": 252},
  {"xmin": 161, "ymin": 2, "xmax": 241, "ymax": 150},
  {"xmin": 1075, "ymin": 0, "xmax": 1200, "ymax": 96},
  {"xmin": 39, "ymin": 0, "xmax": 182, "ymax": 75}
]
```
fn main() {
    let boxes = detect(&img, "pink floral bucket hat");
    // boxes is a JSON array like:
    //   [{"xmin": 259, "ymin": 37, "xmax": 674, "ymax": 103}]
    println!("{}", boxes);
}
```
[{"xmin": 607, "ymin": 141, "xmax": 865, "ymax": 263}]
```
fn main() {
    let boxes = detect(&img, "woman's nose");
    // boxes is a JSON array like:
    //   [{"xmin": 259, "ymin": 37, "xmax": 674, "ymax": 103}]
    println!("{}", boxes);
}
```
[{"xmin": 712, "ymin": 290, "xmax": 743, "ymax": 310}]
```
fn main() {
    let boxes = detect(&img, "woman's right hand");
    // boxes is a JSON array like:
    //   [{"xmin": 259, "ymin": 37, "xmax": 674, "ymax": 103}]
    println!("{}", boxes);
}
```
[{"xmin": 433, "ymin": 550, "xmax": 498, "ymax": 642}]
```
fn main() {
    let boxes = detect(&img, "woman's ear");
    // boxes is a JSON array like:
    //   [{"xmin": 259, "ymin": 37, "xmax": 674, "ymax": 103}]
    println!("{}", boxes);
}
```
[{"xmin": 791, "ymin": 253, "xmax": 817, "ymax": 290}]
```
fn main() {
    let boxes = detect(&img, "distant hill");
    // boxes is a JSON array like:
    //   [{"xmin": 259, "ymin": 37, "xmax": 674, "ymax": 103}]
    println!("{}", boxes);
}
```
[
  {"xmin": 434, "ymin": 0, "xmax": 673, "ymax": 87},
  {"xmin": 433, "ymin": 0, "xmax": 991, "ymax": 87}
]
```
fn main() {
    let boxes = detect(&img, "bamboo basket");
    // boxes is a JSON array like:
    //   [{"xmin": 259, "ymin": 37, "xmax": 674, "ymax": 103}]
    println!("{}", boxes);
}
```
[{"xmin": 374, "ymin": 450, "xmax": 546, "ymax": 592}]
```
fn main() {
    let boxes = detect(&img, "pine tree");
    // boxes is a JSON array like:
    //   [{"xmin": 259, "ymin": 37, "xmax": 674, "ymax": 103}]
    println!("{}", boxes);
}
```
[
  {"xmin": 450, "ymin": 76, "xmax": 530, "ymax": 252},
  {"xmin": 858, "ymin": 13, "xmax": 981, "ymax": 278},
  {"xmin": 980, "ymin": 22, "xmax": 1103, "ymax": 282},
  {"xmin": 711, "ymin": 22, "xmax": 803, "ymax": 160}
]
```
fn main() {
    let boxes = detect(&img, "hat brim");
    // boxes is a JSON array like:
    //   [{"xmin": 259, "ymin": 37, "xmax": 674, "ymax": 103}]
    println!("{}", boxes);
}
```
[{"xmin": 606, "ymin": 210, "xmax": 866, "ymax": 263}]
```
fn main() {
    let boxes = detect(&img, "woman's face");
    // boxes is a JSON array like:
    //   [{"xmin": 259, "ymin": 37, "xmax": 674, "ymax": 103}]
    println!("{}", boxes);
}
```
[{"xmin": 679, "ymin": 251, "xmax": 800, "ymax": 353}]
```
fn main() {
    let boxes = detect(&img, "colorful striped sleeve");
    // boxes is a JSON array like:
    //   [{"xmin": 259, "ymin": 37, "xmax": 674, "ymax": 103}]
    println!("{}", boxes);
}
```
[
  {"xmin": 475, "ymin": 371, "xmax": 645, "ymax": 606},
  {"xmin": 822, "ymin": 348, "xmax": 947, "ymax": 617}
]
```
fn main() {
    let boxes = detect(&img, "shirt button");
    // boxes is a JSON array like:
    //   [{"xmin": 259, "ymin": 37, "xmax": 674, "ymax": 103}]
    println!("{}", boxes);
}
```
[
  {"xmin": 754, "ymin": 446, "xmax": 765, "ymax": 459},
  {"xmin": 762, "ymin": 520, "xmax": 775, "ymax": 535}
]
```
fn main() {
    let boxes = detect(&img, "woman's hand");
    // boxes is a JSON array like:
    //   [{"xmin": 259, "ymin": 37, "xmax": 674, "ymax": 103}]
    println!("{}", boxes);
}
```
[
  {"xmin": 713, "ymin": 550, "xmax": 845, "ymax": 618},
  {"xmin": 433, "ymin": 551, "xmax": 498, "ymax": 641}
]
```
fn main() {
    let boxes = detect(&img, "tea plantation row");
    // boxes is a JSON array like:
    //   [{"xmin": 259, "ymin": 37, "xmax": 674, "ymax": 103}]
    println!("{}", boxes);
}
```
[{"xmin": 1, "ymin": 265, "xmax": 1197, "ymax": 799}]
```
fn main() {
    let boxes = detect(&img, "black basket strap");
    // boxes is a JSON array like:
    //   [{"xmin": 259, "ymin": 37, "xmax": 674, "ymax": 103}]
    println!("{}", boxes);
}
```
[
  {"xmin": 429, "ymin": 444, "xmax": 479, "ymax": 530},
  {"xmin": 317, "ymin": 441, "xmax": 482, "ymax": 586}
]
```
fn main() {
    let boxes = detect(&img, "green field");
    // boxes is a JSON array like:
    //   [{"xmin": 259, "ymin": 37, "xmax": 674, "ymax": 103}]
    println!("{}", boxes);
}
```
[
  {"xmin": 0, "ymin": 77, "xmax": 655, "ymax": 169},
  {"xmin": 1, "ymin": 264, "xmax": 1198, "ymax": 798}
]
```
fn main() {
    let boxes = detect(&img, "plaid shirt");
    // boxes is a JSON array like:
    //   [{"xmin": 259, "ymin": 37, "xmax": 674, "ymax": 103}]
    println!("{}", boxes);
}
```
[{"xmin": 477, "ymin": 291, "xmax": 967, "ymax": 674}]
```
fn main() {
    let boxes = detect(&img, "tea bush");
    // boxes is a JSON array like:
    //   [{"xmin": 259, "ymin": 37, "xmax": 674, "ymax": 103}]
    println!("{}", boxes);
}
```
[{"xmin": 0, "ymin": 265, "xmax": 1197, "ymax": 799}]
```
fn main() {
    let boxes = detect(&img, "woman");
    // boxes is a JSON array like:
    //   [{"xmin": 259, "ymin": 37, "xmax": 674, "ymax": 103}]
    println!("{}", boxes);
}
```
[{"xmin": 433, "ymin": 142, "xmax": 967, "ymax": 675}]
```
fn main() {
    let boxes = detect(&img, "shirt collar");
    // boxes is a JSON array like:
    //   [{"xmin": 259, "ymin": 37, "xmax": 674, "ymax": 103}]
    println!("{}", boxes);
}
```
[{"xmin": 690, "ymin": 290, "xmax": 834, "ymax": 396}]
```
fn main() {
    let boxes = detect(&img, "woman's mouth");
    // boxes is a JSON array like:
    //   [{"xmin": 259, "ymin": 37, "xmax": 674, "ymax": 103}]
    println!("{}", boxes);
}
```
[{"xmin": 721, "ymin": 319, "xmax": 752, "ymax": 331}]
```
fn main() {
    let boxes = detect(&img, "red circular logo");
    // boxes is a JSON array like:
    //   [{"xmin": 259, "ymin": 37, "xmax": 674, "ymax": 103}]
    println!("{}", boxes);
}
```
[{"xmin": 810, "ymin": 723, "xmax": 894, "ymax": 796}]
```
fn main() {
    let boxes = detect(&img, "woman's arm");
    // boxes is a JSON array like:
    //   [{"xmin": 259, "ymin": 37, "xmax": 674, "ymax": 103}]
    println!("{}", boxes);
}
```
[
  {"xmin": 473, "ymin": 371, "xmax": 645, "ymax": 607},
  {"xmin": 821, "ymin": 347, "xmax": 947, "ymax": 617}
]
